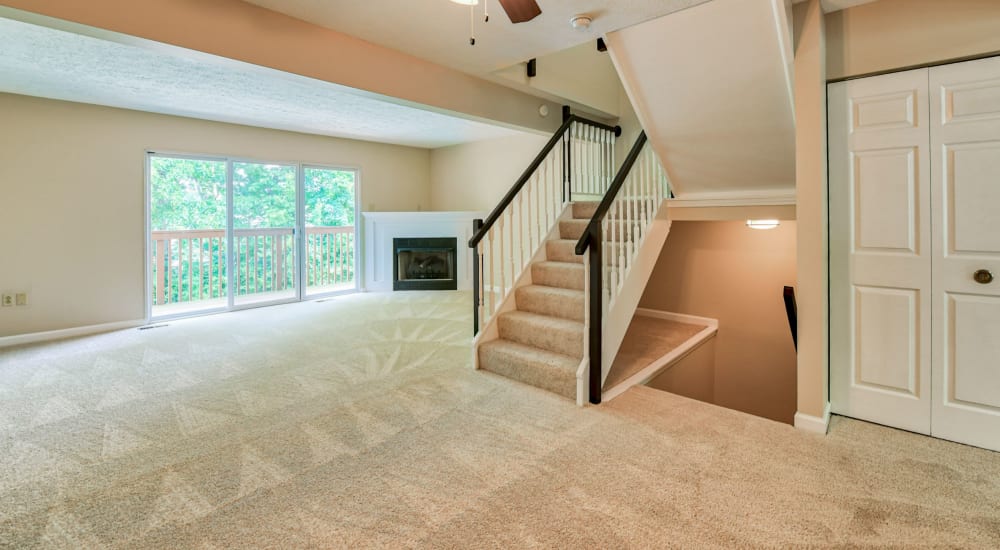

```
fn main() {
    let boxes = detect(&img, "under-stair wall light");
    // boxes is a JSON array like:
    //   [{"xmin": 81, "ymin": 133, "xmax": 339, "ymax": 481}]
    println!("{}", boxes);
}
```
[{"xmin": 746, "ymin": 219, "xmax": 780, "ymax": 230}]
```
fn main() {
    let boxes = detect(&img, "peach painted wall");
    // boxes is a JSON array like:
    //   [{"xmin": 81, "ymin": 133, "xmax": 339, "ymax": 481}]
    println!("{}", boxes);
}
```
[
  {"xmin": 826, "ymin": 0, "xmax": 1000, "ymax": 80},
  {"xmin": 640, "ymin": 221, "xmax": 798, "ymax": 424}
]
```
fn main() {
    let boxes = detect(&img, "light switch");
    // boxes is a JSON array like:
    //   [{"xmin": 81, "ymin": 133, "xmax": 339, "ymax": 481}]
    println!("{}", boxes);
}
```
[
  {"xmin": 1, "ymin": 294, "xmax": 12, "ymax": 307},
  {"xmin": 15, "ymin": 293, "xmax": 27, "ymax": 306}
]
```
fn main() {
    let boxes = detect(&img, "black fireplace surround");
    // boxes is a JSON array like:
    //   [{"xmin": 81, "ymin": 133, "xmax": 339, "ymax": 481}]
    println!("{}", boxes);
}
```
[{"xmin": 393, "ymin": 237, "xmax": 457, "ymax": 291}]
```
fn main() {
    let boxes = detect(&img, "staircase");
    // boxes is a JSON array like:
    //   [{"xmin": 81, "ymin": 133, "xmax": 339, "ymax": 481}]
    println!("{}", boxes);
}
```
[
  {"xmin": 478, "ymin": 201, "xmax": 596, "ymax": 399},
  {"xmin": 470, "ymin": 116, "xmax": 669, "ymax": 405}
]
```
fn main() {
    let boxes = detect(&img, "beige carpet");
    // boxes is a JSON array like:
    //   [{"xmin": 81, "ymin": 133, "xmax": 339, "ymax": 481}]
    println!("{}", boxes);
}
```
[
  {"xmin": 604, "ymin": 315, "xmax": 708, "ymax": 390},
  {"xmin": 1, "ymin": 291, "xmax": 998, "ymax": 548}
]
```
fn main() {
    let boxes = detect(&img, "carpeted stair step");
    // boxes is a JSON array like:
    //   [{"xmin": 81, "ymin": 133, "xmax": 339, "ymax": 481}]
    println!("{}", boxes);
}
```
[
  {"xmin": 515, "ymin": 285, "xmax": 584, "ymax": 321},
  {"xmin": 546, "ymin": 239, "xmax": 583, "ymax": 264},
  {"xmin": 531, "ymin": 261, "xmax": 585, "ymax": 290},
  {"xmin": 572, "ymin": 201, "xmax": 599, "ymax": 219},
  {"xmin": 559, "ymin": 219, "xmax": 589, "ymax": 240},
  {"xmin": 498, "ymin": 311, "xmax": 584, "ymax": 358},
  {"xmin": 478, "ymin": 340, "xmax": 578, "ymax": 399}
]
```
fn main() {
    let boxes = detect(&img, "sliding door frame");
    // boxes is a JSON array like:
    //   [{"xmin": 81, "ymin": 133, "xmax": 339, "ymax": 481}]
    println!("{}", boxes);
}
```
[
  {"xmin": 144, "ymin": 151, "xmax": 361, "ymax": 323},
  {"xmin": 301, "ymin": 163, "xmax": 362, "ymax": 300},
  {"xmin": 228, "ymin": 157, "xmax": 300, "ymax": 312},
  {"xmin": 145, "ymin": 151, "xmax": 231, "ymax": 323}
]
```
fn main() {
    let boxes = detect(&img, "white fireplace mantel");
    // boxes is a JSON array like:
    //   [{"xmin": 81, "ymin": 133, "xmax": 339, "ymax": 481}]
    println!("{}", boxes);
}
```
[{"xmin": 362, "ymin": 211, "xmax": 485, "ymax": 292}]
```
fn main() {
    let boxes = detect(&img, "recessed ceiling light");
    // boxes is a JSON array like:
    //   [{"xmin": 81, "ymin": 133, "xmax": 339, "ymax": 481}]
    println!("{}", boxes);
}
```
[{"xmin": 450, "ymin": 0, "xmax": 479, "ymax": 5}]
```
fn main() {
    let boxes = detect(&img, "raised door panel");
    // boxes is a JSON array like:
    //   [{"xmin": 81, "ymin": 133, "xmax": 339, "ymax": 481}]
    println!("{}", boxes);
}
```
[
  {"xmin": 853, "ymin": 148, "xmax": 917, "ymax": 253},
  {"xmin": 945, "ymin": 142, "xmax": 1000, "ymax": 255},
  {"xmin": 829, "ymin": 68, "xmax": 932, "ymax": 434},
  {"xmin": 930, "ymin": 56, "xmax": 1000, "ymax": 452},
  {"xmin": 948, "ymin": 294, "xmax": 1000, "ymax": 411},
  {"xmin": 855, "ymin": 287, "xmax": 919, "ymax": 395}
]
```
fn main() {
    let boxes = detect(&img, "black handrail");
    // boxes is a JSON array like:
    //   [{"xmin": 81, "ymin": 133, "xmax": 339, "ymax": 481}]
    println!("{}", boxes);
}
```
[
  {"xmin": 468, "ymin": 115, "xmax": 618, "ymax": 249},
  {"xmin": 573, "ymin": 131, "xmax": 648, "ymax": 404},
  {"xmin": 783, "ymin": 286, "xmax": 798, "ymax": 350},
  {"xmin": 574, "ymin": 131, "xmax": 648, "ymax": 256}
]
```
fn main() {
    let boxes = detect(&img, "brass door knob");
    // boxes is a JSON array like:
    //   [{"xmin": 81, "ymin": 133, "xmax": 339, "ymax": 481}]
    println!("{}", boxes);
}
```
[{"xmin": 974, "ymin": 269, "xmax": 994, "ymax": 284}]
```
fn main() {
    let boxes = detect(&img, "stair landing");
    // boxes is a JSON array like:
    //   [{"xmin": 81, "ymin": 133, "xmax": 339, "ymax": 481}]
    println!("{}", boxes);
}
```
[{"xmin": 602, "ymin": 311, "xmax": 718, "ymax": 401}]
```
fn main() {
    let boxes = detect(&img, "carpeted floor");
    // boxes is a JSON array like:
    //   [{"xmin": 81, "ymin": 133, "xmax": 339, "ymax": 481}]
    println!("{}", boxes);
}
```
[
  {"xmin": 1, "ymin": 291, "xmax": 998, "ymax": 548},
  {"xmin": 604, "ymin": 315, "xmax": 708, "ymax": 390}
]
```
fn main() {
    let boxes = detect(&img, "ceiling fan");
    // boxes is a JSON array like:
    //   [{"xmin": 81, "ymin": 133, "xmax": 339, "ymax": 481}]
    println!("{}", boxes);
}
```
[
  {"xmin": 496, "ymin": 0, "xmax": 542, "ymax": 23},
  {"xmin": 450, "ymin": 0, "xmax": 542, "ymax": 45}
]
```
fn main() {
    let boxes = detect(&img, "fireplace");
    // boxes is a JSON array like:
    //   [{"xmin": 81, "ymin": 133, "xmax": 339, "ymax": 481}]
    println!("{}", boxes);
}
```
[{"xmin": 393, "ymin": 237, "xmax": 458, "ymax": 291}]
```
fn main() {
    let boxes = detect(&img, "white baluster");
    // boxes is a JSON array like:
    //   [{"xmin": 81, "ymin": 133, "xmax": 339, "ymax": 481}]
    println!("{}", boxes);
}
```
[
  {"xmin": 517, "ymin": 193, "xmax": 524, "ymax": 268},
  {"xmin": 498, "ymin": 216, "xmax": 506, "ymax": 301},
  {"xmin": 587, "ymin": 125, "xmax": 594, "ymax": 195},
  {"xmin": 477, "ymin": 241, "xmax": 485, "ymax": 326},
  {"xmin": 617, "ymin": 197, "xmax": 626, "ymax": 294},
  {"xmin": 550, "ymin": 136, "xmax": 569, "ymax": 208},
  {"xmin": 536, "ymin": 160, "xmax": 544, "ymax": 246},
  {"xmin": 509, "ymin": 208, "xmax": 516, "ymax": 292},
  {"xmin": 544, "ymin": 151, "xmax": 552, "ymax": 230},
  {"xmin": 488, "ymin": 230, "xmax": 495, "ymax": 318}
]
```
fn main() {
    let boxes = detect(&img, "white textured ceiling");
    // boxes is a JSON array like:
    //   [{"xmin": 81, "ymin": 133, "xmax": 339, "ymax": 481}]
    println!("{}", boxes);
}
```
[
  {"xmin": 241, "ymin": 0, "xmax": 713, "ymax": 75},
  {"xmin": 0, "ymin": 16, "xmax": 524, "ymax": 148}
]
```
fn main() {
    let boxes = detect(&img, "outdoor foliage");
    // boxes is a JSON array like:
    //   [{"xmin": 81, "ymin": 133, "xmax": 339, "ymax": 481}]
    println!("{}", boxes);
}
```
[{"xmin": 149, "ymin": 157, "xmax": 356, "ymax": 306}]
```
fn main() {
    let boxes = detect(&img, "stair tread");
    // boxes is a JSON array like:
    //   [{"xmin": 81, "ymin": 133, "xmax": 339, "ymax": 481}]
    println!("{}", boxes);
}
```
[
  {"xmin": 480, "ymin": 339, "xmax": 580, "ymax": 372},
  {"xmin": 515, "ymin": 285, "xmax": 584, "ymax": 322},
  {"xmin": 534, "ymin": 260, "xmax": 584, "ymax": 269},
  {"xmin": 500, "ymin": 310, "xmax": 584, "ymax": 331},
  {"xmin": 517, "ymin": 284, "xmax": 583, "ymax": 298}
]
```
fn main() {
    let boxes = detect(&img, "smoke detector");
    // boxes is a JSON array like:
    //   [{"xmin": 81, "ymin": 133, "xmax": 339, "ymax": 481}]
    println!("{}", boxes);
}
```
[{"xmin": 570, "ymin": 14, "xmax": 593, "ymax": 30}]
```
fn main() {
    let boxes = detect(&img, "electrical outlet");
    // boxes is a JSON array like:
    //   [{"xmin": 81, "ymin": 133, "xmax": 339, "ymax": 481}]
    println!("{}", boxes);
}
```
[
  {"xmin": 1, "ymin": 294, "xmax": 12, "ymax": 307},
  {"xmin": 15, "ymin": 293, "xmax": 27, "ymax": 306}
]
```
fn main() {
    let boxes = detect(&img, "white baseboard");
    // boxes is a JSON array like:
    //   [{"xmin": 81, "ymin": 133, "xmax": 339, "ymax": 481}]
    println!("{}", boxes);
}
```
[
  {"xmin": 794, "ymin": 402, "xmax": 831, "ymax": 435},
  {"xmin": 0, "ymin": 319, "xmax": 145, "ymax": 348}
]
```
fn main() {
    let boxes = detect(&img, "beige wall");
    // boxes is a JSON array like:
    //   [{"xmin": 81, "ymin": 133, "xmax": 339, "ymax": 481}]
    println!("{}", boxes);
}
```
[
  {"xmin": 0, "ymin": 1, "xmax": 561, "ymax": 133},
  {"xmin": 793, "ymin": 0, "xmax": 829, "ymax": 425},
  {"xmin": 614, "ymin": 80, "xmax": 642, "ymax": 169},
  {"xmin": 493, "ymin": 42, "xmax": 623, "ymax": 119},
  {"xmin": 0, "ymin": 93, "xmax": 430, "ymax": 337},
  {"xmin": 429, "ymin": 133, "xmax": 549, "ymax": 212},
  {"xmin": 639, "ymin": 221, "xmax": 798, "ymax": 424},
  {"xmin": 826, "ymin": 0, "xmax": 1000, "ymax": 80}
]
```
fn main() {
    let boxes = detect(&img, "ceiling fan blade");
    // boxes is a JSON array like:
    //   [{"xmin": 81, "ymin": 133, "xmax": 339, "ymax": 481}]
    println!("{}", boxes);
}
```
[{"xmin": 497, "ymin": 0, "xmax": 542, "ymax": 23}]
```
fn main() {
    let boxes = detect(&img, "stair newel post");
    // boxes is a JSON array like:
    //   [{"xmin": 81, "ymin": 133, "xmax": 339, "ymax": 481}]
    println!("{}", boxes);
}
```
[
  {"xmin": 472, "ymin": 218, "xmax": 483, "ymax": 335},
  {"xmin": 587, "ymin": 224, "xmax": 603, "ymax": 405}
]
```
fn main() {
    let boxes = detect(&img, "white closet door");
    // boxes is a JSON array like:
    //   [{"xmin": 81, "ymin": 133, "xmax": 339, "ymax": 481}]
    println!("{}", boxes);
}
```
[
  {"xmin": 829, "ymin": 69, "xmax": 932, "ymax": 433},
  {"xmin": 929, "ymin": 56, "xmax": 1000, "ymax": 452}
]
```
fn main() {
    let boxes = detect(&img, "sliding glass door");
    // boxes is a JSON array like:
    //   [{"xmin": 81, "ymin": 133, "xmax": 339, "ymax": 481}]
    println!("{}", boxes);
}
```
[
  {"xmin": 149, "ymin": 155, "xmax": 228, "ymax": 318},
  {"xmin": 304, "ymin": 167, "xmax": 357, "ymax": 297},
  {"xmin": 147, "ymin": 155, "xmax": 357, "ymax": 320},
  {"xmin": 232, "ymin": 161, "xmax": 298, "ymax": 308}
]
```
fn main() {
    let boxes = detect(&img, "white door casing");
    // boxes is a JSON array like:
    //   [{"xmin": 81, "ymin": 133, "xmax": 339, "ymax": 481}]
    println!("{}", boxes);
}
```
[
  {"xmin": 829, "ymin": 69, "xmax": 933, "ymax": 434},
  {"xmin": 929, "ymin": 56, "xmax": 1000, "ymax": 451}
]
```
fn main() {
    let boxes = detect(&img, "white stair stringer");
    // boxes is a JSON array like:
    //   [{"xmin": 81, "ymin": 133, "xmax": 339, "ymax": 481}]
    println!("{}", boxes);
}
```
[{"xmin": 600, "ymin": 206, "xmax": 672, "ymax": 388}]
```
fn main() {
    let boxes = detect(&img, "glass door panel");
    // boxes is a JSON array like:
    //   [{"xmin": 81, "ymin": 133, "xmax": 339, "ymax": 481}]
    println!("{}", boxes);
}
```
[
  {"xmin": 303, "ymin": 167, "xmax": 357, "ymax": 296},
  {"xmin": 232, "ymin": 162, "xmax": 297, "ymax": 307},
  {"xmin": 149, "ymin": 156, "xmax": 228, "ymax": 318}
]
